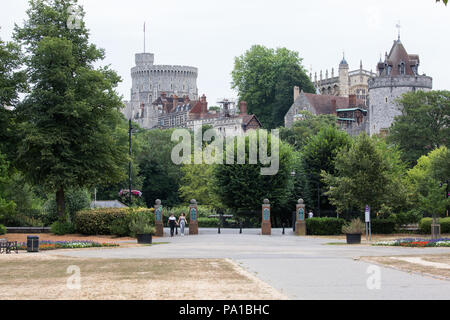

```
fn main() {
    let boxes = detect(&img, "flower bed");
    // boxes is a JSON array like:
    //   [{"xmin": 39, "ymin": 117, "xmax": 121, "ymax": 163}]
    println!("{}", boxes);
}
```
[
  {"xmin": 17, "ymin": 240, "xmax": 119, "ymax": 251},
  {"xmin": 373, "ymin": 238, "xmax": 450, "ymax": 248}
]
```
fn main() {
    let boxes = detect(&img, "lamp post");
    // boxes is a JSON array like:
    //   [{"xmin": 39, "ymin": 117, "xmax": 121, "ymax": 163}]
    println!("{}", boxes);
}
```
[{"xmin": 128, "ymin": 119, "xmax": 133, "ymax": 206}]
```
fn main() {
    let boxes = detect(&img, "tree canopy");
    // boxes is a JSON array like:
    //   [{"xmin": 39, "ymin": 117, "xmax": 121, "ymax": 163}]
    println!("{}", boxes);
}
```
[
  {"xmin": 232, "ymin": 45, "xmax": 315, "ymax": 129},
  {"xmin": 13, "ymin": 0, "xmax": 128, "ymax": 218},
  {"xmin": 322, "ymin": 134, "xmax": 407, "ymax": 216},
  {"xmin": 388, "ymin": 90, "xmax": 450, "ymax": 166}
]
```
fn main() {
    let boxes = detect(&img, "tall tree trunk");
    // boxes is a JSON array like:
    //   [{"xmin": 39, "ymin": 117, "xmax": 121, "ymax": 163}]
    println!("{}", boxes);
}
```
[{"xmin": 56, "ymin": 186, "xmax": 65, "ymax": 220}]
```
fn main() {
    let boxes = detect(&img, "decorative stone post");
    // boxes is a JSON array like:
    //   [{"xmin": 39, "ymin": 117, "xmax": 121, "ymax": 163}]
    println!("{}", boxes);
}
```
[
  {"xmin": 296, "ymin": 199, "xmax": 307, "ymax": 236},
  {"xmin": 154, "ymin": 199, "xmax": 164, "ymax": 237},
  {"xmin": 261, "ymin": 199, "xmax": 271, "ymax": 235},
  {"xmin": 189, "ymin": 199, "xmax": 199, "ymax": 235}
]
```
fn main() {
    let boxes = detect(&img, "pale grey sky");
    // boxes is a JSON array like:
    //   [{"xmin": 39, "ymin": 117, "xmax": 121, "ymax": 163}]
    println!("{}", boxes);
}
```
[{"xmin": 1, "ymin": 0, "xmax": 449, "ymax": 106}]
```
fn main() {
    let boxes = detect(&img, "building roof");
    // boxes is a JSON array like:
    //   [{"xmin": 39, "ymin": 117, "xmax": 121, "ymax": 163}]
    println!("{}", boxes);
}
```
[
  {"xmin": 90, "ymin": 200, "xmax": 128, "ymax": 209},
  {"xmin": 303, "ymin": 93, "xmax": 364, "ymax": 115},
  {"xmin": 378, "ymin": 40, "xmax": 419, "ymax": 76},
  {"xmin": 337, "ymin": 107, "xmax": 368, "ymax": 113}
]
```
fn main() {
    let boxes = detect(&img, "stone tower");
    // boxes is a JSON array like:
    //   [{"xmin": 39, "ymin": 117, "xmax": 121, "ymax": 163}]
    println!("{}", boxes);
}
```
[
  {"xmin": 338, "ymin": 54, "xmax": 349, "ymax": 97},
  {"xmin": 123, "ymin": 52, "xmax": 199, "ymax": 129},
  {"xmin": 368, "ymin": 38, "xmax": 432, "ymax": 136}
]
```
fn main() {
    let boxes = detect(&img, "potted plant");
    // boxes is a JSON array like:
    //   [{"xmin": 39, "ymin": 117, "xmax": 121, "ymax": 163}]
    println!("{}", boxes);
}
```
[
  {"xmin": 342, "ymin": 219, "xmax": 365, "ymax": 244},
  {"xmin": 129, "ymin": 212, "xmax": 155, "ymax": 244}
]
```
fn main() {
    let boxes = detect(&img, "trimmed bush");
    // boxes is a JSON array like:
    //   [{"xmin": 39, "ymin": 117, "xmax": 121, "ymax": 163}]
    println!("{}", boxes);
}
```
[
  {"xmin": 198, "ymin": 217, "xmax": 220, "ymax": 228},
  {"xmin": 50, "ymin": 221, "xmax": 75, "ymax": 235},
  {"xmin": 371, "ymin": 219, "xmax": 396, "ymax": 234},
  {"xmin": 306, "ymin": 217, "xmax": 346, "ymax": 235},
  {"xmin": 0, "ymin": 224, "xmax": 6, "ymax": 235},
  {"xmin": 419, "ymin": 217, "xmax": 450, "ymax": 234},
  {"xmin": 74, "ymin": 208, "xmax": 154, "ymax": 236}
]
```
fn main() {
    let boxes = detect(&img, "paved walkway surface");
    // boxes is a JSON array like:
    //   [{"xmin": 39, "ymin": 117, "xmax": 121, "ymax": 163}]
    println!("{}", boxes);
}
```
[{"xmin": 53, "ymin": 228, "xmax": 450, "ymax": 300}]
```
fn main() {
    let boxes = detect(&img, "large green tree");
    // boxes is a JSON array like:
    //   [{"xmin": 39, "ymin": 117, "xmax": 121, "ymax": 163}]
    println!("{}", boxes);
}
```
[
  {"xmin": 212, "ymin": 131, "xmax": 296, "ymax": 225},
  {"xmin": 388, "ymin": 90, "xmax": 450, "ymax": 166},
  {"xmin": 280, "ymin": 111, "xmax": 338, "ymax": 152},
  {"xmin": 137, "ymin": 129, "xmax": 183, "ymax": 208},
  {"xmin": 232, "ymin": 45, "xmax": 315, "ymax": 129},
  {"xmin": 407, "ymin": 147, "xmax": 450, "ymax": 217},
  {"xmin": 13, "ymin": 0, "xmax": 128, "ymax": 218},
  {"xmin": 301, "ymin": 126, "xmax": 352, "ymax": 215},
  {"xmin": 0, "ymin": 35, "xmax": 27, "ymax": 156},
  {"xmin": 322, "ymin": 133, "xmax": 407, "ymax": 216}
]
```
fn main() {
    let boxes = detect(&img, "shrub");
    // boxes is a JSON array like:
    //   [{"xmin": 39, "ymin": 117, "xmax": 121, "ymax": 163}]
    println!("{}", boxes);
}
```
[
  {"xmin": 0, "ymin": 224, "xmax": 6, "ymax": 235},
  {"xmin": 198, "ymin": 217, "xmax": 220, "ymax": 228},
  {"xmin": 74, "ymin": 207, "xmax": 154, "ymax": 236},
  {"xmin": 306, "ymin": 217, "xmax": 345, "ymax": 235},
  {"xmin": 342, "ymin": 219, "xmax": 365, "ymax": 234},
  {"xmin": 50, "ymin": 221, "xmax": 75, "ymax": 235},
  {"xmin": 44, "ymin": 189, "xmax": 91, "ymax": 224},
  {"xmin": 393, "ymin": 211, "xmax": 422, "ymax": 227},
  {"xmin": 419, "ymin": 217, "xmax": 450, "ymax": 234},
  {"xmin": 128, "ymin": 211, "xmax": 156, "ymax": 237},
  {"xmin": 371, "ymin": 218, "xmax": 396, "ymax": 234}
]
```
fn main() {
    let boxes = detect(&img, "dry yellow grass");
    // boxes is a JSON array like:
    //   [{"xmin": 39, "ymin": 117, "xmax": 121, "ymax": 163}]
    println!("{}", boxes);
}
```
[
  {"xmin": 0, "ymin": 254, "xmax": 286, "ymax": 300},
  {"xmin": 361, "ymin": 254, "xmax": 450, "ymax": 280}
]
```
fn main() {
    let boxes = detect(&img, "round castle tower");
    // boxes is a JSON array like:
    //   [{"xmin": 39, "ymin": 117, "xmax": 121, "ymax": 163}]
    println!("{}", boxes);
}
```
[
  {"xmin": 125, "ymin": 52, "xmax": 198, "ymax": 129},
  {"xmin": 368, "ymin": 39, "xmax": 432, "ymax": 136}
]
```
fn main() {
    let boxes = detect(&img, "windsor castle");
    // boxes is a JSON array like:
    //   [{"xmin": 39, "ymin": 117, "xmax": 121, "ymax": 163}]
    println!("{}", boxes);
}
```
[{"xmin": 285, "ymin": 34, "xmax": 433, "ymax": 136}]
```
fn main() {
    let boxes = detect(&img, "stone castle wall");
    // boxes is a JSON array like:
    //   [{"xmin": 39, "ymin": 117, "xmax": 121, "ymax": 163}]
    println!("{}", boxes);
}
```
[{"xmin": 368, "ymin": 75, "xmax": 432, "ymax": 135}]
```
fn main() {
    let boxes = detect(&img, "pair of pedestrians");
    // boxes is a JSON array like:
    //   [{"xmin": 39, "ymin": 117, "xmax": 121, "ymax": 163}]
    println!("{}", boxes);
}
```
[{"xmin": 168, "ymin": 213, "xmax": 187, "ymax": 237}]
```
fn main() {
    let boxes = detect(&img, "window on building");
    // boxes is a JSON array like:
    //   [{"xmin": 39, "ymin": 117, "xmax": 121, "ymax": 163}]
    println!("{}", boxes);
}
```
[{"xmin": 399, "ymin": 62, "xmax": 406, "ymax": 75}]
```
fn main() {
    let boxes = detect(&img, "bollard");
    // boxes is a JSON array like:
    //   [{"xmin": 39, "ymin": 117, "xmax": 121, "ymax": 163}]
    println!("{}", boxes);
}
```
[
  {"xmin": 240, "ymin": 221, "xmax": 243, "ymax": 234},
  {"xmin": 282, "ymin": 223, "xmax": 285, "ymax": 235}
]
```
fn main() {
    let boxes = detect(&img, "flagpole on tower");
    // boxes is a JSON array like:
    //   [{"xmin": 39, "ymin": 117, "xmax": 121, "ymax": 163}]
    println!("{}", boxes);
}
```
[{"xmin": 143, "ymin": 22, "xmax": 146, "ymax": 53}]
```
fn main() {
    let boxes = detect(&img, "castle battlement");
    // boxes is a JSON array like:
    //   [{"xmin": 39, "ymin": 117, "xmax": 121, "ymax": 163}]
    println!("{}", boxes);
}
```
[{"xmin": 368, "ymin": 75, "xmax": 432, "ymax": 90}]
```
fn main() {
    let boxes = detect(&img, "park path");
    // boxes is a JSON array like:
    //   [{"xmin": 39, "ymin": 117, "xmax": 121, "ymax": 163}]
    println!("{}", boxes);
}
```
[{"xmin": 51, "ymin": 228, "xmax": 450, "ymax": 300}]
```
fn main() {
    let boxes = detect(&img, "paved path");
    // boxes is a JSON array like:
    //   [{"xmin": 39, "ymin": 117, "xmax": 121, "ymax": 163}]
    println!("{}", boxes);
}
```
[{"xmin": 53, "ymin": 228, "xmax": 450, "ymax": 300}]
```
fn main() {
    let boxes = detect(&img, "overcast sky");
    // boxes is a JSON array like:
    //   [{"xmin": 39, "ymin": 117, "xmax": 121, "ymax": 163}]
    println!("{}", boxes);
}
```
[{"xmin": 1, "ymin": 0, "xmax": 449, "ymax": 106}]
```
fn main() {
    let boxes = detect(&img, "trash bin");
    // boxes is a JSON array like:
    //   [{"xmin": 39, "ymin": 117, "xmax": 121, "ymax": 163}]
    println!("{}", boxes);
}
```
[{"xmin": 27, "ymin": 236, "xmax": 39, "ymax": 253}]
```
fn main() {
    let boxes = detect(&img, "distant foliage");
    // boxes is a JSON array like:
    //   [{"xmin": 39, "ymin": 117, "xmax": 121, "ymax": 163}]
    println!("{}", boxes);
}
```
[{"xmin": 306, "ymin": 217, "xmax": 346, "ymax": 235}]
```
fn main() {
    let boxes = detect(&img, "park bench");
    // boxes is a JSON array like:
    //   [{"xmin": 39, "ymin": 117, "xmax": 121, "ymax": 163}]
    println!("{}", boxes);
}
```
[{"xmin": 0, "ymin": 239, "xmax": 19, "ymax": 254}]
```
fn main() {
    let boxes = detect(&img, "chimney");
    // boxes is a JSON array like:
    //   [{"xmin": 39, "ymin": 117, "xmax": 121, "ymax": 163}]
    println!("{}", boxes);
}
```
[
  {"xmin": 331, "ymin": 99, "xmax": 337, "ymax": 114},
  {"xmin": 293, "ymin": 86, "xmax": 300, "ymax": 101},
  {"xmin": 172, "ymin": 94, "xmax": 178, "ymax": 111},
  {"xmin": 201, "ymin": 94, "xmax": 208, "ymax": 114},
  {"xmin": 349, "ymin": 94, "xmax": 357, "ymax": 107},
  {"xmin": 240, "ymin": 101, "xmax": 248, "ymax": 115}
]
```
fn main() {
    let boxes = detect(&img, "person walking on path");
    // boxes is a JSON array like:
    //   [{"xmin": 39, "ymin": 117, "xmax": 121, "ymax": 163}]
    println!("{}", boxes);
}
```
[
  {"xmin": 168, "ymin": 213, "xmax": 178, "ymax": 237},
  {"xmin": 178, "ymin": 213, "xmax": 187, "ymax": 236}
]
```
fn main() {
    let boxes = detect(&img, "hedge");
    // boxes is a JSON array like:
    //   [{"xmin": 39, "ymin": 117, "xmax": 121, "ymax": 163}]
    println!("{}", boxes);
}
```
[
  {"xmin": 370, "ymin": 219, "xmax": 396, "ymax": 234},
  {"xmin": 198, "ymin": 217, "xmax": 220, "ymax": 228},
  {"xmin": 306, "ymin": 218, "xmax": 346, "ymax": 235},
  {"xmin": 74, "ymin": 208, "xmax": 154, "ymax": 236},
  {"xmin": 0, "ymin": 224, "xmax": 6, "ymax": 235},
  {"xmin": 419, "ymin": 217, "xmax": 450, "ymax": 234}
]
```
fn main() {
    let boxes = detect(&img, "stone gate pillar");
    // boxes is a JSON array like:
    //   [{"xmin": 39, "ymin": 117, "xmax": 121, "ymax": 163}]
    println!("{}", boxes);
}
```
[
  {"xmin": 296, "ymin": 199, "xmax": 306, "ymax": 236},
  {"xmin": 189, "ymin": 199, "xmax": 199, "ymax": 235},
  {"xmin": 154, "ymin": 199, "xmax": 164, "ymax": 237},
  {"xmin": 262, "ymin": 199, "xmax": 271, "ymax": 235}
]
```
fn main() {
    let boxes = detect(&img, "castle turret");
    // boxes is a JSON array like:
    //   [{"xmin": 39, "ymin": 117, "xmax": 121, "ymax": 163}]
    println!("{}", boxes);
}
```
[
  {"xmin": 338, "ymin": 53, "xmax": 349, "ymax": 97},
  {"xmin": 368, "ymin": 39, "xmax": 432, "ymax": 136}
]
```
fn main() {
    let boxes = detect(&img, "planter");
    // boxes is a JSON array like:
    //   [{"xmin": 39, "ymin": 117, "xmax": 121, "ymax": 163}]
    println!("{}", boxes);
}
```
[
  {"xmin": 346, "ymin": 233, "xmax": 361, "ymax": 244},
  {"xmin": 137, "ymin": 234, "xmax": 153, "ymax": 244}
]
